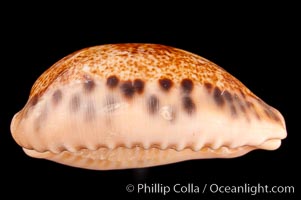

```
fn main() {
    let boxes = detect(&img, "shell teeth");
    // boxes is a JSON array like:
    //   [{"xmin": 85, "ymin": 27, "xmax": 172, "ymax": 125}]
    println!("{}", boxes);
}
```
[
  {"xmin": 175, "ymin": 143, "xmax": 185, "ymax": 151},
  {"xmin": 142, "ymin": 142, "xmax": 150, "ymax": 149},
  {"xmin": 159, "ymin": 142, "xmax": 168, "ymax": 150},
  {"xmin": 39, "ymin": 144, "xmax": 251, "ymax": 160},
  {"xmin": 107, "ymin": 143, "xmax": 116, "ymax": 150},
  {"xmin": 192, "ymin": 144, "xmax": 202, "ymax": 152},
  {"xmin": 63, "ymin": 144, "xmax": 77, "ymax": 153},
  {"xmin": 218, "ymin": 146, "xmax": 230, "ymax": 154},
  {"xmin": 125, "ymin": 142, "xmax": 132, "ymax": 149},
  {"xmin": 46, "ymin": 143, "xmax": 243, "ymax": 154}
]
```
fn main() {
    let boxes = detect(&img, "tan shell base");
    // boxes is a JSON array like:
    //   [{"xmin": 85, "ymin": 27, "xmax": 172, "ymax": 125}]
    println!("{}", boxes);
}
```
[{"xmin": 23, "ymin": 146, "xmax": 257, "ymax": 170}]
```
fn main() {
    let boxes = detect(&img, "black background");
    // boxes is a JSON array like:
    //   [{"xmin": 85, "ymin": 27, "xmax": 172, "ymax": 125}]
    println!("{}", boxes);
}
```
[{"xmin": 1, "ymin": 4, "xmax": 298, "ymax": 199}]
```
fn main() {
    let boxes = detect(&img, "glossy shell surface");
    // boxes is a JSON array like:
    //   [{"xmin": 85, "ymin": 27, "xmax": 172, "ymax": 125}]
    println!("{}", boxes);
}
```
[{"xmin": 11, "ymin": 44, "xmax": 287, "ymax": 170}]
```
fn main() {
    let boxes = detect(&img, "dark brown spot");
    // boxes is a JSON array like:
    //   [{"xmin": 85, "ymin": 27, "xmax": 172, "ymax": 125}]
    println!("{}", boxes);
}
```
[
  {"xmin": 84, "ymin": 79, "xmax": 95, "ymax": 92},
  {"xmin": 85, "ymin": 101, "xmax": 95, "ymax": 121},
  {"xmin": 120, "ymin": 81, "xmax": 135, "ymax": 98},
  {"xmin": 70, "ymin": 95, "xmax": 80, "ymax": 112},
  {"xmin": 147, "ymin": 95, "xmax": 159, "ymax": 114},
  {"xmin": 22, "ymin": 96, "xmax": 38, "ymax": 119},
  {"xmin": 182, "ymin": 96, "xmax": 196, "ymax": 115},
  {"xmin": 230, "ymin": 105, "xmax": 237, "ymax": 117},
  {"xmin": 204, "ymin": 82, "xmax": 213, "ymax": 93},
  {"xmin": 159, "ymin": 78, "xmax": 173, "ymax": 91},
  {"xmin": 52, "ymin": 90, "xmax": 62, "ymax": 105},
  {"xmin": 23, "ymin": 95, "xmax": 39, "ymax": 118},
  {"xmin": 106, "ymin": 75, "xmax": 119, "ymax": 88},
  {"xmin": 181, "ymin": 79, "xmax": 194, "ymax": 93},
  {"xmin": 213, "ymin": 87, "xmax": 225, "ymax": 106},
  {"xmin": 29, "ymin": 95, "xmax": 39, "ymax": 107},
  {"xmin": 133, "ymin": 79, "xmax": 144, "ymax": 94},
  {"xmin": 223, "ymin": 90, "xmax": 233, "ymax": 103}
]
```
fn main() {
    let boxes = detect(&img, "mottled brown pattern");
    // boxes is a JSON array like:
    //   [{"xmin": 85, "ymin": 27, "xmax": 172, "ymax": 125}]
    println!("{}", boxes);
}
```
[
  {"xmin": 28, "ymin": 44, "xmax": 253, "ymax": 98},
  {"xmin": 30, "ymin": 50, "xmax": 79, "ymax": 97}
]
